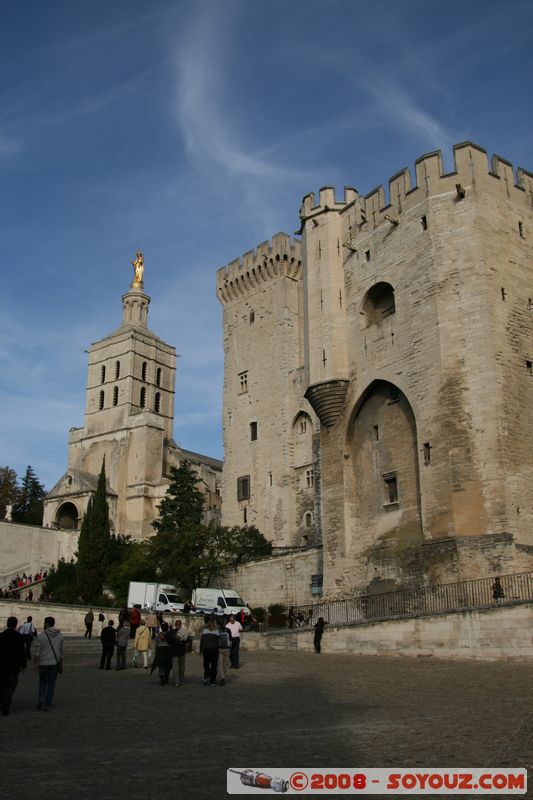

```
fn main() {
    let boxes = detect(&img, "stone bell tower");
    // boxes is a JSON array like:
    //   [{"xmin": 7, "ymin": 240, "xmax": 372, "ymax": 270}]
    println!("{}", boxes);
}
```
[{"xmin": 44, "ymin": 252, "xmax": 178, "ymax": 539}]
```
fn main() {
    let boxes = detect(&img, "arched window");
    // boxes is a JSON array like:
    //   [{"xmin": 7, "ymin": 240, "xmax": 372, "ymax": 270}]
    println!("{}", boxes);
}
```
[
  {"xmin": 113, "ymin": 386, "xmax": 119, "ymax": 406},
  {"xmin": 154, "ymin": 392, "xmax": 161, "ymax": 413},
  {"xmin": 304, "ymin": 512, "xmax": 313, "ymax": 528},
  {"xmin": 156, "ymin": 367, "xmax": 162, "ymax": 387},
  {"xmin": 100, "ymin": 365, "xmax": 106, "ymax": 384},
  {"xmin": 99, "ymin": 390, "xmax": 105, "ymax": 410},
  {"xmin": 115, "ymin": 361, "xmax": 120, "ymax": 379},
  {"xmin": 141, "ymin": 361, "xmax": 147, "ymax": 382},
  {"xmin": 140, "ymin": 387, "xmax": 146, "ymax": 408},
  {"xmin": 362, "ymin": 282, "xmax": 396, "ymax": 326}
]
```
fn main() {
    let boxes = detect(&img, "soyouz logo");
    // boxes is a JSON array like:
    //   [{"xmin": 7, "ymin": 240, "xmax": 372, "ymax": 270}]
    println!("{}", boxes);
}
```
[{"xmin": 227, "ymin": 768, "xmax": 527, "ymax": 794}]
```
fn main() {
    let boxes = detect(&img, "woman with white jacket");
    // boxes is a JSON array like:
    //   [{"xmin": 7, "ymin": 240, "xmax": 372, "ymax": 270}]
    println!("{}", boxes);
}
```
[{"xmin": 133, "ymin": 620, "xmax": 151, "ymax": 668}]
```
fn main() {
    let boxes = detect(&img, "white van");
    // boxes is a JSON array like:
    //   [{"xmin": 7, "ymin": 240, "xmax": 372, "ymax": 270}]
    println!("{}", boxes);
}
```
[{"xmin": 191, "ymin": 587, "xmax": 250, "ymax": 618}]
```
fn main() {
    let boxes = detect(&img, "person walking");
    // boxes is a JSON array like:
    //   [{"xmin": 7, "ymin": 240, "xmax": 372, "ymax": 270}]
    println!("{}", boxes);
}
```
[
  {"xmin": 200, "ymin": 618, "xmax": 219, "ymax": 686},
  {"xmin": 145, "ymin": 611, "xmax": 158, "ymax": 639},
  {"xmin": 133, "ymin": 619, "xmax": 151, "ymax": 669},
  {"xmin": 129, "ymin": 605, "xmax": 141, "ymax": 640},
  {"xmin": 217, "ymin": 621, "xmax": 231, "ymax": 686},
  {"xmin": 150, "ymin": 622, "xmax": 172, "ymax": 685},
  {"xmin": 313, "ymin": 617, "xmax": 327, "ymax": 653},
  {"xmin": 99, "ymin": 621, "xmax": 116, "ymax": 670},
  {"xmin": 34, "ymin": 616, "xmax": 64, "ymax": 711},
  {"xmin": 115, "ymin": 621, "xmax": 130, "ymax": 670},
  {"xmin": 225, "ymin": 614, "xmax": 243, "ymax": 669},
  {"xmin": 84, "ymin": 609, "xmax": 94, "ymax": 639},
  {"xmin": 167, "ymin": 619, "xmax": 189, "ymax": 686},
  {"xmin": 0, "ymin": 617, "xmax": 27, "ymax": 716},
  {"xmin": 18, "ymin": 616, "xmax": 37, "ymax": 659}
]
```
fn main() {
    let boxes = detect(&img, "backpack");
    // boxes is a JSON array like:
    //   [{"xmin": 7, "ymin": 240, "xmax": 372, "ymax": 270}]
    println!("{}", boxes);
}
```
[{"xmin": 219, "ymin": 630, "xmax": 230, "ymax": 649}]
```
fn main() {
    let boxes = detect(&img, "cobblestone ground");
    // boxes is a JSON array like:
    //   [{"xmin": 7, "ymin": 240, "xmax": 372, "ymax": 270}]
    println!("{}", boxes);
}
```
[{"xmin": 2, "ymin": 639, "xmax": 532, "ymax": 800}]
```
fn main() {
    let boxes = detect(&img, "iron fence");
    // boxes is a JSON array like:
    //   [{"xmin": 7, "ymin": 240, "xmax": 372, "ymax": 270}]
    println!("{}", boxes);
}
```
[{"xmin": 261, "ymin": 571, "xmax": 533, "ymax": 630}]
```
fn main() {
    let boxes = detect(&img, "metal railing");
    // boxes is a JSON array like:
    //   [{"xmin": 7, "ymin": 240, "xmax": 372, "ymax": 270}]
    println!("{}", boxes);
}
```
[{"xmin": 262, "ymin": 571, "xmax": 533, "ymax": 630}]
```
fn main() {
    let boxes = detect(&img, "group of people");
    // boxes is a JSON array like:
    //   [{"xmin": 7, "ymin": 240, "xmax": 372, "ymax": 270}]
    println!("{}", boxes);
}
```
[
  {"xmin": 0, "ymin": 614, "xmax": 63, "ymax": 715},
  {"xmin": 288, "ymin": 606, "xmax": 314, "ymax": 628}
]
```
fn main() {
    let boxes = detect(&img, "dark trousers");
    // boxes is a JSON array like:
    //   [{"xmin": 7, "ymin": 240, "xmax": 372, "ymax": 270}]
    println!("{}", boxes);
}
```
[
  {"xmin": 116, "ymin": 646, "xmax": 127, "ymax": 670},
  {"xmin": 84, "ymin": 623, "xmax": 93, "ymax": 639},
  {"xmin": 100, "ymin": 643, "xmax": 114, "ymax": 669},
  {"xmin": 38, "ymin": 665, "xmax": 58, "ymax": 708},
  {"xmin": 203, "ymin": 650, "xmax": 218, "ymax": 684},
  {"xmin": 0, "ymin": 674, "xmax": 18, "ymax": 715},
  {"xmin": 129, "ymin": 624, "xmax": 139, "ymax": 639},
  {"xmin": 229, "ymin": 638, "xmax": 240, "ymax": 667},
  {"xmin": 314, "ymin": 634, "xmax": 322, "ymax": 653}
]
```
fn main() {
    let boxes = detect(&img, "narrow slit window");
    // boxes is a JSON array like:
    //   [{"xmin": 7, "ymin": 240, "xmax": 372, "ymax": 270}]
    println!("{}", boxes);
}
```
[
  {"xmin": 113, "ymin": 386, "xmax": 119, "ymax": 406},
  {"xmin": 373, "ymin": 425, "xmax": 379, "ymax": 441},
  {"xmin": 140, "ymin": 387, "xmax": 146, "ymax": 408},
  {"xmin": 154, "ymin": 392, "xmax": 161, "ymax": 413},
  {"xmin": 250, "ymin": 421, "xmax": 257, "ymax": 441},
  {"xmin": 141, "ymin": 362, "xmax": 147, "ymax": 382},
  {"xmin": 249, "ymin": 310, "xmax": 255, "ymax": 324},
  {"xmin": 423, "ymin": 442, "xmax": 431, "ymax": 465},
  {"xmin": 501, "ymin": 288, "xmax": 506, "ymax": 301},
  {"xmin": 99, "ymin": 390, "xmax": 105, "ymax": 410},
  {"xmin": 365, "ymin": 250, "xmax": 371, "ymax": 262},
  {"xmin": 101, "ymin": 365, "xmax": 106, "ymax": 384},
  {"xmin": 421, "ymin": 215, "xmax": 428, "ymax": 230},
  {"xmin": 527, "ymin": 360, "xmax": 533, "ymax": 375},
  {"xmin": 383, "ymin": 473, "xmax": 398, "ymax": 505},
  {"xmin": 115, "ymin": 361, "xmax": 120, "ymax": 380},
  {"xmin": 156, "ymin": 368, "xmax": 162, "ymax": 387},
  {"xmin": 519, "ymin": 221, "xmax": 525, "ymax": 239},
  {"xmin": 269, "ymin": 472, "xmax": 273, "ymax": 487},
  {"xmin": 243, "ymin": 508, "xmax": 247, "ymax": 524}
]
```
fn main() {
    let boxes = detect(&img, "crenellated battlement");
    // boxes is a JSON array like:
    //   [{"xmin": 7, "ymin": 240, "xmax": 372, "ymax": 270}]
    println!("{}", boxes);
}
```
[
  {"xmin": 344, "ymin": 142, "xmax": 533, "ymax": 232},
  {"xmin": 300, "ymin": 186, "xmax": 358, "ymax": 219},
  {"xmin": 216, "ymin": 232, "xmax": 302, "ymax": 305}
]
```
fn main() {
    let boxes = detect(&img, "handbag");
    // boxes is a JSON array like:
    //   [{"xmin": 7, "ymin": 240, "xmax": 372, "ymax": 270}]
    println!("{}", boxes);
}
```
[{"xmin": 45, "ymin": 631, "xmax": 63, "ymax": 674}]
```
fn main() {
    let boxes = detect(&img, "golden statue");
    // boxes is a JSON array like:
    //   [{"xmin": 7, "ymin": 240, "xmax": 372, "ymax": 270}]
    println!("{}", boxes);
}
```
[{"xmin": 130, "ymin": 250, "xmax": 144, "ymax": 288}]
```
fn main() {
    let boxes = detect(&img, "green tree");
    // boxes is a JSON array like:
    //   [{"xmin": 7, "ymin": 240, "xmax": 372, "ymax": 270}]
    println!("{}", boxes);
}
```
[
  {"xmin": 44, "ymin": 559, "xmax": 79, "ymax": 604},
  {"xmin": 76, "ymin": 461, "xmax": 111, "ymax": 602},
  {"xmin": 11, "ymin": 465, "xmax": 46, "ymax": 525},
  {"xmin": 0, "ymin": 466, "xmax": 18, "ymax": 520},
  {"xmin": 150, "ymin": 463, "xmax": 272, "ymax": 595},
  {"xmin": 106, "ymin": 539, "xmax": 158, "ymax": 605}
]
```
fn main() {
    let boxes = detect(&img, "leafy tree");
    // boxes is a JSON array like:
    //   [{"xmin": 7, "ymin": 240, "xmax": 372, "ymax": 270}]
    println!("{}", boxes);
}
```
[
  {"xmin": 150, "ymin": 463, "xmax": 272, "ymax": 595},
  {"xmin": 11, "ymin": 465, "xmax": 46, "ymax": 525},
  {"xmin": 0, "ymin": 466, "xmax": 17, "ymax": 520},
  {"xmin": 106, "ymin": 539, "xmax": 158, "ymax": 605},
  {"xmin": 44, "ymin": 559, "xmax": 79, "ymax": 604},
  {"xmin": 76, "ymin": 460, "xmax": 111, "ymax": 602}
]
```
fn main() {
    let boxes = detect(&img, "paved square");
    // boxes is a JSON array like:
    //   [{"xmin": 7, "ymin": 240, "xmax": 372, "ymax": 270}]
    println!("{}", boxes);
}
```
[{"xmin": 3, "ymin": 639, "xmax": 532, "ymax": 799}]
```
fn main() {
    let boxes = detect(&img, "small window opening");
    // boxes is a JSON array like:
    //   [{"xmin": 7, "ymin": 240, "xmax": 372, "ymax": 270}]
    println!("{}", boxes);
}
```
[
  {"xmin": 154, "ymin": 392, "xmax": 161, "ymax": 413},
  {"xmin": 249, "ymin": 310, "xmax": 255, "ymax": 324},
  {"xmin": 389, "ymin": 386, "xmax": 400, "ymax": 404},
  {"xmin": 304, "ymin": 512, "xmax": 312, "ymax": 529},
  {"xmin": 269, "ymin": 472, "xmax": 273, "ymax": 487},
  {"xmin": 239, "ymin": 371, "xmax": 248, "ymax": 393},
  {"xmin": 237, "ymin": 475, "xmax": 250, "ymax": 501},
  {"xmin": 250, "ymin": 421, "xmax": 257, "ymax": 441},
  {"xmin": 528, "ymin": 299, "xmax": 533, "ymax": 311},
  {"xmin": 373, "ymin": 424, "xmax": 379, "ymax": 441},
  {"xmin": 113, "ymin": 386, "xmax": 119, "ymax": 406},
  {"xmin": 421, "ymin": 215, "xmax": 428, "ymax": 230},
  {"xmin": 501, "ymin": 287, "xmax": 506, "ymax": 301},
  {"xmin": 383, "ymin": 473, "xmax": 398, "ymax": 505},
  {"xmin": 243, "ymin": 508, "xmax": 247, "ymax": 524},
  {"xmin": 99, "ymin": 390, "xmax": 105, "ymax": 410},
  {"xmin": 140, "ymin": 387, "xmax": 146, "ymax": 408},
  {"xmin": 363, "ymin": 282, "xmax": 396, "ymax": 325},
  {"xmin": 156, "ymin": 368, "xmax": 162, "ymax": 387},
  {"xmin": 101, "ymin": 365, "xmax": 106, "ymax": 384},
  {"xmin": 423, "ymin": 442, "xmax": 432, "ymax": 465},
  {"xmin": 519, "ymin": 221, "xmax": 525, "ymax": 239},
  {"xmin": 115, "ymin": 361, "xmax": 120, "ymax": 380},
  {"xmin": 141, "ymin": 362, "xmax": 147, "ymax": 382},
  {"xmin": 527, "ymin": 360, "xmax": 533, "ymax": 375},
  {"xmin": 306, "ymin": 468, "xmax": 314, "ymax": 488},
  {"xmin": 299, "ymin": 419, "xmax": 307, "ymax": 434},
  {"xmin": 365, "ymin": 250, "xmax": 371, "ymax": 262}
]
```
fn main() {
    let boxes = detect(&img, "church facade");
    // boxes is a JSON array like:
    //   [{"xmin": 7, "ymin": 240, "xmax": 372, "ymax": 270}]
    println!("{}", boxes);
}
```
[
  {"xmin": 217, "ymin": 142, "xmax": 533, "ymax": 599},
  {"xmin": 44, "ymin": 257, "xmax": 222, "ymax": 539}
]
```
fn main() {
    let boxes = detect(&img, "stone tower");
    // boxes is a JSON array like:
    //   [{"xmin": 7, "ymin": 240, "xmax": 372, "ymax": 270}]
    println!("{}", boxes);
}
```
[
  {"xmin": 216, "ymin": 234, "xmax": 320, "ymax": 548},
  {"xmin": 44, "ymin": 261, "xmax": 178, "ymax": 539}
]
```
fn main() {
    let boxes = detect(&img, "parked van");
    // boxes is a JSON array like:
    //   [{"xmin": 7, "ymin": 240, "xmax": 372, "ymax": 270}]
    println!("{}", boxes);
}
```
[
  {"xmin": 191, "ymin": 587, "xmax": 250, "ymax": 618},
  {"xmin": 127, "ymin": 581, "xmax": 184, "ymax": 614}
]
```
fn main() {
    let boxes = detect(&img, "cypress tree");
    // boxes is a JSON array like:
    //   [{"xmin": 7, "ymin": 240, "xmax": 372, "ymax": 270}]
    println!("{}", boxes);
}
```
[{"xmin": 76, "ymin": 460, "xmax": 111, "ymax": 602}]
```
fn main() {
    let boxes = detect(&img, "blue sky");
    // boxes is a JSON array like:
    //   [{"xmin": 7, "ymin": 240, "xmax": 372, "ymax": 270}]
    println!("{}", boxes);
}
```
[{"xmin": 1, "ymin": 0, "xmax": 532, "ymax": 490}]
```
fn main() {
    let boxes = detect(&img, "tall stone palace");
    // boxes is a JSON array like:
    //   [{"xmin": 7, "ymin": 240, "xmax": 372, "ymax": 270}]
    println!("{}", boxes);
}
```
[
  {"xmin": 217, "ymin": 142, "xmax": 533, "ymax": 599},
  {"xmin": 43, "ymin": 251, "xmax": 222, "ymax": 539}
]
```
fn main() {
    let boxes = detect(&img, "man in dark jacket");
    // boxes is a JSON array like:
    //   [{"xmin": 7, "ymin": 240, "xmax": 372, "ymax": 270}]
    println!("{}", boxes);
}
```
[
  {"xmin": 99, "ymin": 621, "xmax": 116, "ymax": 670},
  {"xmin": 0, "ymin": 617, "xmax": 27, "ymax": 715},
  {"xmin": 166, "ymin": 620, "xmax": 189, "ymax": 687}
]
